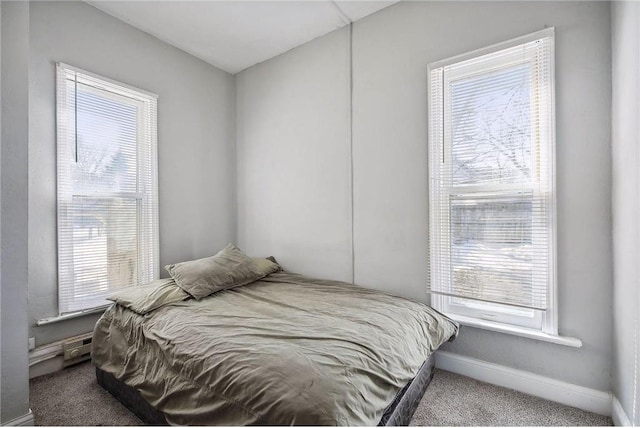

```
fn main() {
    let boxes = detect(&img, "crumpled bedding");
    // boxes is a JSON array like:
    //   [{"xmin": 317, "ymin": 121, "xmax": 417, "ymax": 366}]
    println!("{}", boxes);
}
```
[{"xmin": 92, "ymin": 271, "xmax": 458, "ymax": 426}]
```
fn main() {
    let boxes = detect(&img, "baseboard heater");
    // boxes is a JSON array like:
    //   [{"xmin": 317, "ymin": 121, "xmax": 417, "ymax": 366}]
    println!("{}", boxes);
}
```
[
  {"xmin": 63, "ymin": 335, "xmax": 93, "ymax": 367},
  {"xmin": 29, "ymin": 332, "xmax": 93, "ymax": 368}
]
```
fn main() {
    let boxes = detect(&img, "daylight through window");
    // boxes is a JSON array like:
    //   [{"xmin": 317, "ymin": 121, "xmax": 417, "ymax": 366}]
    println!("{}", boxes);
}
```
[
  {"xmin": 427, "ymin": 29, "xmax": 556, "ymax": 332},
  {"xmin": 56, "ymin": 63, "xmax": 158, "ymax": 314}
]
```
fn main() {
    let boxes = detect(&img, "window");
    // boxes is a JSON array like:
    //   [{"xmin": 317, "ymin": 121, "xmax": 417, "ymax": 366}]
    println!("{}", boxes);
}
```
[
  {"xmin": 427, "ymin": 29, "xmax": 556, "ymax": 333},
  {"xmin": 56, "ymin": 63, "xmax": 158, "ymax": 314}
]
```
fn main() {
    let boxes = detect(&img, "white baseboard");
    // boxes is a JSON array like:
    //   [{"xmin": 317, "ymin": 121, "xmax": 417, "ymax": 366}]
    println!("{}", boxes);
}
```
[
  {"xmin": 28, "ymin": 341, "xmax": 64, "ymax": 379},
  {"xmin": 435, "ymin": 350, "xmax": 612, "ymax": 416},
  {"xmin": 29, "ymin": 356, "xmax": 64, "ymax": 379},
  {"xmin": 28, "ymin": 342, "xmax": 62, "ymax": 367},
  {"xmin": 612, "ymin": 396, "xmax": 632, "ymax": 426},
  {"xmin": 28, "ymin": 332, "xmax": 93, "ymax": 379},
  {"xmin": 2, "ymin": 409, "xmax": 34, "ymax": 426}
]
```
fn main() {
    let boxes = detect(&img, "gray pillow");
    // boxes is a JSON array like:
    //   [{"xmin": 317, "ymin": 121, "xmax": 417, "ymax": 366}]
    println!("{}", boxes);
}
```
[
  {"xmin": 251, "ymin": 257, "xmax": 281, "ymax": 276},
  {"xmin": 107, "ymin": 278, "xmax": 190, "ymax": 315},
  {"xmin": 165, "ymin": 244, "xmax": 264, "ymax": 300}
]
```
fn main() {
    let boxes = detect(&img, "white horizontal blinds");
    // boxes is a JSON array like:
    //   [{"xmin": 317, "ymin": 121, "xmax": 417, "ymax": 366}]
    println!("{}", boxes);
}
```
[
  {"xmin": 57, "ymin": 64, "xmax": 158, "ymax": 314},
  {"xmin": 428, "ymin": 33, "xmax": 554, "ymax": 311},
  {"xmin": 428, "ymin": 67, "xmax": 452, "ymax": 302}
]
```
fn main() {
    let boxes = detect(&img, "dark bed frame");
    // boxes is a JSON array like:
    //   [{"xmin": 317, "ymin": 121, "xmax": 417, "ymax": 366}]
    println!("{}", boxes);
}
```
[{"xmin": 96, "ymin": 353, "xmax": 437, "ymax": 426}]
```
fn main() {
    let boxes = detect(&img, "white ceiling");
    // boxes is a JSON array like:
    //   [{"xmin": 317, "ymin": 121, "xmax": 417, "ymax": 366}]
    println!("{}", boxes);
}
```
[{"xmin": 86, "ymin": 1, "xmax": 398, "ymax": 74}]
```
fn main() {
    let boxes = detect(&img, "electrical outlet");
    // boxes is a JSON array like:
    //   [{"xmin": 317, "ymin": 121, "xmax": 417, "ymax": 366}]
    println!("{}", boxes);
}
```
[{"xmin": 28, "ymin": 337, "xmax": 35, "ymax": 351}]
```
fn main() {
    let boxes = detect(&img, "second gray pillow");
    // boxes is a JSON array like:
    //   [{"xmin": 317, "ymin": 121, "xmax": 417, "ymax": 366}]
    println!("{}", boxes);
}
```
[{"xmin": 165, "ymin": 244, "xmax": 263, "ymax": 300}]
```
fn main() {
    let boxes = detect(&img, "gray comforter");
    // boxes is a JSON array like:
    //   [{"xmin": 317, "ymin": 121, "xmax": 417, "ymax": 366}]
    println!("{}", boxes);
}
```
[{"xmin": 92, "ymin": 271, "xmax": 458, "ymax": 425}]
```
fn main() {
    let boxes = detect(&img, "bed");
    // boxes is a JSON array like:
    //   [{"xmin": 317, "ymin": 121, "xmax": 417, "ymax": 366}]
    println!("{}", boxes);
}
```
[{"xmin": 92, "ymin": 267, "xmax": 458, "ymax": 426}]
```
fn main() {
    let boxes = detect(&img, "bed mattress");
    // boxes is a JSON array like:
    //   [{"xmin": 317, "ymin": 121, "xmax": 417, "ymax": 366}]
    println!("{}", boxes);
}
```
[{"xmin": 92, "ymin": 271, "xmax": 458, "ymax": 425}]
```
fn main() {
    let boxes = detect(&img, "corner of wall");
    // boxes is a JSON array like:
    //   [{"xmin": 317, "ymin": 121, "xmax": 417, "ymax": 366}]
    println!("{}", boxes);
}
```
[
  {"xmin": 611, "ymin": 1, "xmax": 640, "ymax": 426},
  {"xmin": 231, "ymin": 71, "xmax": 239, "ymax": 247},
  {"xmin": 612, "ymin": 395, "xmax": 632, "ymax": 426},
  {"xmin": 1, "ymin": 0, "xmax": 31, "ymax": 423}
]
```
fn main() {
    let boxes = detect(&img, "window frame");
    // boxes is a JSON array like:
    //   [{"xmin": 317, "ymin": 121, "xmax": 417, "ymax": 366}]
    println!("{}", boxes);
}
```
[
  {"xmin": 56, "ymin": 62, "xmax": 159, "ymax": 315},
  {"xmin": 427, "ymin": 28, "xmax": 557, "ymax": 335}
]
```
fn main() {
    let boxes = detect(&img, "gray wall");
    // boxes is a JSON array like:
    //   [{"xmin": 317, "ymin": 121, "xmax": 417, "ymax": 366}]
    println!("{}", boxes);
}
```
[
  {"xmin": 29, "ymin": 1, "xmax": 236, "ymax": 346},
  {"xmin": 236, "ymin": 1, "xmax": 613, "ymax": 391},
  {"xmin": 1, "ymin": 1, "xmax": 31, "ymax": 423},
  {"xmin": 611, "ymin": 1, "xmax": 640, "ymax": 422},
  {"xmin": 236, "ymin": 27, "xmax": 352, "ymax": 282}
]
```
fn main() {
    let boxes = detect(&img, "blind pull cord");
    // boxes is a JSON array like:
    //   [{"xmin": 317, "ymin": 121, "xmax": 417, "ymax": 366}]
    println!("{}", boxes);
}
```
[
  {"xmin": 74, "ymin": 72, "xmax": 78, "ymax": 163},
  {"xmin": 441, "ymin": 68, "xmax": 445, "ymax": 164}
]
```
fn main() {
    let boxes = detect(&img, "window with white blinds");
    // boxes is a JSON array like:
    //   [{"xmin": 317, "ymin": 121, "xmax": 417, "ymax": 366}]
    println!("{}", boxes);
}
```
[
  {"xmin": 427, "ymin": 29, "xmax": 556, "ymax": 332},
  {"xmin": 57, "ymin": 63, "xmax": 159, "ymax": 315}
]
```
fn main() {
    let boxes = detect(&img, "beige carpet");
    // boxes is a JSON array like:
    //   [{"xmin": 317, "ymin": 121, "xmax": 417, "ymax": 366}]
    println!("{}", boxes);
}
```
[
  {"xmin": 411, "ymin": 370, "xmax": 612, "ymax": 426},
  {"xmin": 30, "ymin": 362, "xmax": 612, "ymax": 426},
  {"xmin": 30, "ymin": 362, "xmax": 141, "ymax": 426}
]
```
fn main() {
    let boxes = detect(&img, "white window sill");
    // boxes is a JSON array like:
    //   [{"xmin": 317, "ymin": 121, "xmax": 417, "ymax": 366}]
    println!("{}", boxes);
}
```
[
  {"xmin": 36, "ymin": 305, "xmax": 110, "ymax": 326},
  {"xmin": 448, "ymin": 313, "xmax": 582, "ymax": 348}
]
